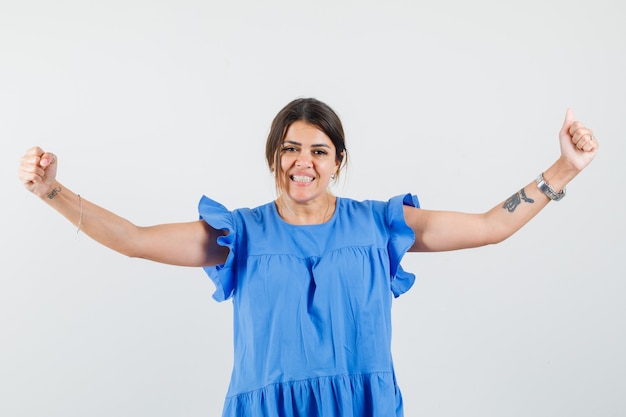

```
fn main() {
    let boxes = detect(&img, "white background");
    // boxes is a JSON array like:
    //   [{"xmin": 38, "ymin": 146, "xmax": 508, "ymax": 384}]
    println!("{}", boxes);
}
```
[{"xmin": 2, "ymin": 0, "xmax": 625, "ymax": 416}]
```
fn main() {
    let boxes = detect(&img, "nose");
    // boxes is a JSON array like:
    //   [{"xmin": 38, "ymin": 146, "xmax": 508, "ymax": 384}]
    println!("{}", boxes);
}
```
[{"xmin": 295, "ymin": 153, "xmax": 312, "ymax": 168}]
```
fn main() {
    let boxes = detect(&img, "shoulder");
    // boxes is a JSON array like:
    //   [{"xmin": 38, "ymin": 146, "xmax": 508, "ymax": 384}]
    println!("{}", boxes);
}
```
[
  {"xmin": 338, "ymin": 196, "xmax": 386, "ymax": 211},
  {"xmin": 335, "ymin": 197, "xmax": 389, "ymax": 232},
  {"xmin": 338, "ymin": 194, "xmax": 419, "ymax": 218},
  {"xmin": 234, "ymin": 200, "xmax": 275, "ymax": 220},
  {"xmin": 198, "ymin": 196, "xmax": 277, "ymax": 233},
  {"xmin": 228, "ymin": 201, "xmax": 281, "ymax": 238}
]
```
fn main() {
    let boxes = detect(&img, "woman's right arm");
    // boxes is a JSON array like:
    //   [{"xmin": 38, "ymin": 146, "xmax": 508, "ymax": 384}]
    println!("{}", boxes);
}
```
[{"xmin": 18, "ymin": 147, "xmax": 229, "ymax": 267}]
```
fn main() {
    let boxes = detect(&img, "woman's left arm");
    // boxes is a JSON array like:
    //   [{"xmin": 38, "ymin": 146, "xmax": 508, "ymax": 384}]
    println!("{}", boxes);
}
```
[{"xmin": 405, "ymin": 108, "xmax": 599, "ymax": 252}]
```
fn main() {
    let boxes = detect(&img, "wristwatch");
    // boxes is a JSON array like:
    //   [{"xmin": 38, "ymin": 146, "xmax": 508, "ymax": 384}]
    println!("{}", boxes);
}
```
[{"xmin": 536, "ymin": 173, "xmax": 566, "ymax": 201}]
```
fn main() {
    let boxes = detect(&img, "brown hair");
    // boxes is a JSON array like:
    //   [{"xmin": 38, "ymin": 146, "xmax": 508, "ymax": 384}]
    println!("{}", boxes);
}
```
[{"xmin": 265, "ymin": 97, "xmax": 347, "ymax": 192}]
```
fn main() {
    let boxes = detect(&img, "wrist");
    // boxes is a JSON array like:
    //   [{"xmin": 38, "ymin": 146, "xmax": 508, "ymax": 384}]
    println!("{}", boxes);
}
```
[
  {"xmin": 536, "ymin": 173, "xmax": 566, "ymax": 201},
  {"xmin": 542, "ymin": 157, "xmax": 579, "ymax": 192},
  {"xmin": 46, "ymin": 185, "xmax": 62, "ymax": 199},
  {"xmin": 38, "ymin": 180, "xmax": 63, "ymax": 201}
]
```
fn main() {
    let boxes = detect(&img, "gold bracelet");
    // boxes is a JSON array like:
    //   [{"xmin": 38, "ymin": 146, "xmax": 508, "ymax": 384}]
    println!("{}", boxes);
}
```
[{"xmin": 76, "ymin": 194, "xmax": 83, "ymax": 236}]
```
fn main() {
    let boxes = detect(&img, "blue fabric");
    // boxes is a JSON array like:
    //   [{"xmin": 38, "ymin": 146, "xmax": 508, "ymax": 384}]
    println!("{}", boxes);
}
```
[{"xmin": 198, "ymin": 194, "xmax": 420, "ymax": 417}]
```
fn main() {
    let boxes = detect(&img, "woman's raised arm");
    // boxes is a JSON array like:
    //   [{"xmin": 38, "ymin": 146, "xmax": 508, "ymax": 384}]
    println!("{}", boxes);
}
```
[
  {"xmin": 18, "ymin": 147, "xmax": 228, "ymax": 267},
  {"xmin": 404, "ymin": 108, "xmax": 599, "ymax": 252}
]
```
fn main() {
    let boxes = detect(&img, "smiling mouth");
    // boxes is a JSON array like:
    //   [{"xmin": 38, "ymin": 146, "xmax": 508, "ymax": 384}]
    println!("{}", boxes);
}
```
[{"xmin": 291, "ymin": 175, "xmax": 314, "ymax": 183}]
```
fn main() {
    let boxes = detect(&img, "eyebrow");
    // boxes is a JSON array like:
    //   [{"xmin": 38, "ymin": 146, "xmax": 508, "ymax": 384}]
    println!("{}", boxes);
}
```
[{"xmin": 282, "ymin": 140, "xmax": 331, "ymax": 148}]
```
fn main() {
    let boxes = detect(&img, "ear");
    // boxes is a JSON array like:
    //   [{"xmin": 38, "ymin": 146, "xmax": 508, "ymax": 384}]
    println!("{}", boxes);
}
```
[{"xmin": 336, "ymin": 151, "xmax": 345, "ymax": 167}]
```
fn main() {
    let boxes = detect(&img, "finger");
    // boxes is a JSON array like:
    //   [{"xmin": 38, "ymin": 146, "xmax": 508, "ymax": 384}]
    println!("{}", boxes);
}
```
[
  {"xmin": 18, "ymin": 166, "xmax": 44, "ymax": 184},
  {"xmin": 571, "ymin": 126, "xmax": 592, "ymax": 145},
  {"xmin": 18, "ymin": 162, "xmax": 44, "ymax": 182},
  {"xmin": 25, "ymin": 146, "xmax": 45, "ymax": 157},
  {"xmin": 20, "ymin": 154, "xmax": 37, "ymax": 166},
  {"xmin": 560, "ymin": 108, "xmax": 575, "ymax": 137},
  {"xmin": 583, "ymin": 133, "xmax": 598, "ymax": 152},
  {"xmin": 19, "ymin": 171, "xmax": 39, "ymax": 185},
  {"xmin": 39, "ymin": 152, "xmax": 56, "ymax": 168},
  {"xmin": 20, "ymin": 154, "xmax": 44, "ymax": 173},
  {"xmin": 573, "ymin": 132, "xmax": 595, "ymax": 151},
  {"xmin": 568, "ymin": 121, "xmax": 587, "ymax": 138},
  {"xmin": 21, "ymin": 147, "xmax": 46, "ymax": 171}
]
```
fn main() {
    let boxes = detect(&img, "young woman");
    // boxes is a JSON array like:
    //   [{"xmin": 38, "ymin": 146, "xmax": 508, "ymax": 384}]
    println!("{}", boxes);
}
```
[{"xmin": 18, "ymin": 98, "xmax": 598, "ymax": 417}]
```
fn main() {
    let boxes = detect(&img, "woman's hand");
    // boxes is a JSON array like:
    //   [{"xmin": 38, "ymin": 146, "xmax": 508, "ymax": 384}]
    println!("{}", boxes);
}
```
[
  {"xmin": 18, "ymin": 146, "xmax": 59, "ymax": 198},
  {"xmin": 559, "ymin": 108, "xmax": 599, "ymax": 172}
]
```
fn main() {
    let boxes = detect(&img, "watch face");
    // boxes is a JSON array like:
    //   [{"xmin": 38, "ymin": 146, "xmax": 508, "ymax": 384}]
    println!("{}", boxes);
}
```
[{"xmin": 536, "ymin": 175, "xmax": 565, "ymax": 201}]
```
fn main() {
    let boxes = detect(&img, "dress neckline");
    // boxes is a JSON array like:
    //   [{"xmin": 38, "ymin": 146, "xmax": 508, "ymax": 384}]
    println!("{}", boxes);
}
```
[{"xmin": 272, "ymin": 196, "xmax": 340, "ymax": 227}]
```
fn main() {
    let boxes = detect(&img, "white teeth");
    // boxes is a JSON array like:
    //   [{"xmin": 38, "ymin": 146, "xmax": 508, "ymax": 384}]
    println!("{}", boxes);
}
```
[{"xmin": 291, "ymin": 175, "xmax": 314, "ymax": 183}]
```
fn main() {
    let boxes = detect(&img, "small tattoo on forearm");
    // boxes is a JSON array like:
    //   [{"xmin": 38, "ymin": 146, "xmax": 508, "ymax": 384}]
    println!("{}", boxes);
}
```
[
  {"xmin": 47, "ymin": 186, "xmax": 62, "ymax": 199},
  {"xmin": 502, "ymin": 188, "xmax": 534, "ymax": 213},
  {"xmin": 520, "ymin": 188, "xmax": 534, "ymax": 204}
]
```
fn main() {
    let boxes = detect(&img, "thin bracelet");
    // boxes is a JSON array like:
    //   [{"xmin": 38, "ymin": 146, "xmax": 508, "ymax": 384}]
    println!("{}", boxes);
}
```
[{"xmin": 76, "ymin": 194, "xmax": 83, "ymax": 236}]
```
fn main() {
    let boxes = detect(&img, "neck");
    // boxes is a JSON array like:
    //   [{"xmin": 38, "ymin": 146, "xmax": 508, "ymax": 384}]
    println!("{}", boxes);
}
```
[{"xmin": 276, "ymin": 193, "xmax": 336, "ymax": 225}]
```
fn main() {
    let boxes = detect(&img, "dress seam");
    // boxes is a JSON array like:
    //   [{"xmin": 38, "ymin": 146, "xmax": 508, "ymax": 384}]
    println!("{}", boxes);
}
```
[
  {"xmin": 244, "ymin": 245, "xmax": 386, "ymax": 260},
  {"xmin": 225, "ymin": 371, "xmax": 394, "ymax": 399}
]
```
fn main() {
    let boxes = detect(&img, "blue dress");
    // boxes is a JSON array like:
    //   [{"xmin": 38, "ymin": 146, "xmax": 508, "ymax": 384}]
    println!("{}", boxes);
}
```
[{"xmin": 198, "ymin": 193, "xmax": 420, "ymax": 417}]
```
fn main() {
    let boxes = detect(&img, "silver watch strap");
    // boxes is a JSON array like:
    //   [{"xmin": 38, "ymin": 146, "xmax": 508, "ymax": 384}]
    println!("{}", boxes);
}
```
[{"xmin": 536, "ymin": 173, "xmax": 566, "ymax": 201}]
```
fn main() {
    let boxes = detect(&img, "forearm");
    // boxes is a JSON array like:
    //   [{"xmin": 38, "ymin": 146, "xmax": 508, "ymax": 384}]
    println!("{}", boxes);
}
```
[
  {"xmin": 409, "ymin": 158, "xmax": 585, "ymax": 252},
  {"xmin": 487, "ymin": 157, "xmax": 581, "ymax": 243},
  {"xmin": 42, "ymin": 181, "xmax": 140, "ymax": 257}
]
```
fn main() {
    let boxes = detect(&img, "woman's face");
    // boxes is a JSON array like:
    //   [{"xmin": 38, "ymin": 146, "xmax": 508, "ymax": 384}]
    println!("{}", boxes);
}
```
[{"xmin": 277, "ymin": 121, "xmax": 340, "ymax": 205}]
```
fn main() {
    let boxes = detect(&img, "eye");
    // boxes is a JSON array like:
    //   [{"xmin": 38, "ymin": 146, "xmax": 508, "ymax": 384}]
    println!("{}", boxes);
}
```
[
  {"xmin": 281, "ymin": 146, "xmax": 297, "ymax": 153},
  {"xmin": 313, "ymin": 149, "xmax": 328, "ymax": 156}
]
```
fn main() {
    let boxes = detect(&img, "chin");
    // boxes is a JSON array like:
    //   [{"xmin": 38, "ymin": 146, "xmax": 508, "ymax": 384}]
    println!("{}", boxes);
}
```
[{"xmin": 285, "ymin": 189, "xmax": 322, "ymax": 203}]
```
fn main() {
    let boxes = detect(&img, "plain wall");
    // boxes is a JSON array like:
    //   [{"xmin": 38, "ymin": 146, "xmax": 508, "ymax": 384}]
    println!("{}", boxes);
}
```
[{"xmin": 1, "ymin": 0, "xmax": 625, "ymax": 416}]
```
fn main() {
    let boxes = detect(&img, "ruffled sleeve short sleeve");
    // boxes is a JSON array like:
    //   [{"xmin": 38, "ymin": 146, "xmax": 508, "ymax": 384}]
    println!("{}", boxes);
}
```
[
  {"xmin": 198, "ymin": 196, "xmax": 237, "ymax": 302},
  {"xmin": 386, "ymin": 193, "xmax": 420, "ymax": 298}
]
